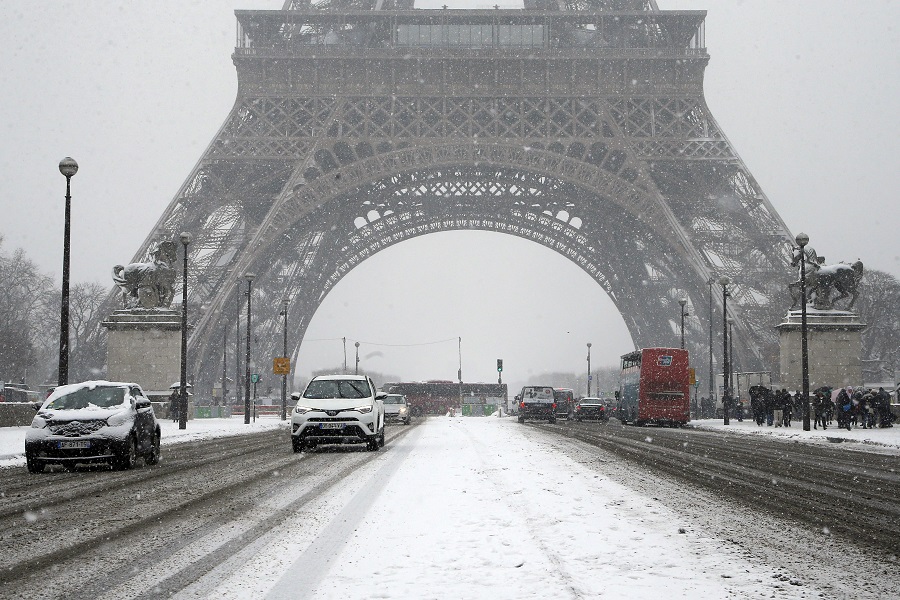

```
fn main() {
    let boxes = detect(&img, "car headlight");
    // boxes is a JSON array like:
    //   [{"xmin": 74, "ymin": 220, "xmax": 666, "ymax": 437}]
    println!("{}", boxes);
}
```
[
  {"xmin": 355, "ymin": 405, "xmax": 373, "ymax": 414},
  {"xmin": 106, "ymin": 411, "xmax": 134, "ymax": 428},
  {"xmin": 294, "ymin": 406, "xmax": 315, "ymax": 414},
  {"xmin": 399, "ymin": 406, "xmax": 408, "ymax": 414},
  {"xmin": 31, "ymin": 416, "xmax": 47, "ymax": 429}
]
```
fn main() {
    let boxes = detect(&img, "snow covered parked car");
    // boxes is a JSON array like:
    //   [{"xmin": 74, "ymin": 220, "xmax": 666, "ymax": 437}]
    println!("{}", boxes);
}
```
[
  {"xmin": 290, "ymin": 375, "xmax": 386, "ymax": 452},
  {"xmin": 383, "ymin": 393, "xmax": 411, "ymax": 425},
  {"xmin": 25, "ymin": 381, "xmax": 161, "ymax": 473}
]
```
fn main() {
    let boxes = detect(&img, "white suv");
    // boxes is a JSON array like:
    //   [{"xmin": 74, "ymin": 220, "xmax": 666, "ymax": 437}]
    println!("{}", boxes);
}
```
[{"xmin": 290, "ymin": 375, "xmax": 386, "ymax": 452}]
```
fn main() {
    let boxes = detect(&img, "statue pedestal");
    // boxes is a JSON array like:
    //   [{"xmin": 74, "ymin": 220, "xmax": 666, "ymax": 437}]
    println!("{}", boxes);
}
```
[
  {"xmin": 777, "ymin": 310, "xmax": 865, "ymax": 391},
  {"xmin": 101, "ymin": 309, "xmax": 184, "ymax": 403}
]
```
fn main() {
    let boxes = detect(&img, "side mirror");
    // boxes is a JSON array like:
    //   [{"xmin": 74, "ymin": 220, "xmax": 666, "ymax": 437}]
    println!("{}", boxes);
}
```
[
  {"xmin": 290, "ymin": 392, "xmax": 300, "ymax": 400},
  {"xmin": 135, "ymin": 398, "xmax": 152, "ymax": 409},
  {"xmin": 375, "ymin": 392, "xmax": 388, "ymax": 400},
  {"xmin": 32, "ymin": 402, "xmax": 42, "ymax": 412}
]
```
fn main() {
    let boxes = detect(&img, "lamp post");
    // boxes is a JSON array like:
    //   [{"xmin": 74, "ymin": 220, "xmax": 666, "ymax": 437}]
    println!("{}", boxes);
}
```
[
  {"xmin": 235, "ymin": 282, "xmax": 242, "ymax": 411},
  {"xmin": 586, "ymin": 343, "xmax": 592, "ymax": 396},
  {"xmin": 796, "ymin": 233, "xmax": 811, "ymax": 431},
  {"xmin": 57, "ymin": 157, "xmax": 78, "ymax": 386},
  {"xmin": 280, "ymin": 299, "xmax": 288, "ymax": 421},
  {"xmin": 678, "ymin": 298, "xmax": 689, "ymax": 350},
  {"xmin": 708, "ymin": 277, "xmax": 715, "ymax": 412},
  {"xmin": 355, "ymin": 341, "xmax": 360, "ymax": 375},
  {"xmin": 718, "ymin": 276, "xmax": 731, "ymax": 425},
  {"xmin": 178, "ymin": 232, "xmax": 192, "ymax": 430},
  {"xmin": 221, "ymin": 326, "xmax": 227, "ymax": 410},
  {"xmin": 243, "ymin": 273, "xmax": 255, "ymax": 425}
]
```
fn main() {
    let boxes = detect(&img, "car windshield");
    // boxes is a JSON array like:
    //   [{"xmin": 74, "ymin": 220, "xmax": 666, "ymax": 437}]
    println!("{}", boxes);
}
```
[
  {"xmin": 303, "ymin": 379, "xmax": 370, "ymax": 400},
  {"xmin": 45, "ymin": 386, "xmax": 126, "ymax": 410},
  {"xmin": 384, "ymin": 395, "xmax": 406, "ymax": 404}
]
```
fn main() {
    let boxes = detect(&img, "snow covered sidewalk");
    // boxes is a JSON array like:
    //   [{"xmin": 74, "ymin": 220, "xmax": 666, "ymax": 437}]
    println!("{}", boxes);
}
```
[
  {"xmin": 689, "ymin": 418, "xmax": 900, "ymax": 454},
  {"xmin": 208, "ymin": 417, "xmax": 822, "ymax": 600},
  {"xmin": 0, "ymin": 416, "xmax": 288, "ymax": 467}
]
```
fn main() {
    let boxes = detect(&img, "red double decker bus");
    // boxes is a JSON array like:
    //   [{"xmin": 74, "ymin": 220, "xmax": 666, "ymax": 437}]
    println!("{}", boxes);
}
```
[{"xmin": 617, "ymin": 348, "xmax": 690, "ymax": 427}]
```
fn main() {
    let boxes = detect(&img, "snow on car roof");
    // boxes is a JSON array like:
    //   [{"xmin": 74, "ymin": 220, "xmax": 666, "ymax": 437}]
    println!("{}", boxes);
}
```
[{"xmin": 45, "ymin": 380, "xmax": 135, "ymax": 400}]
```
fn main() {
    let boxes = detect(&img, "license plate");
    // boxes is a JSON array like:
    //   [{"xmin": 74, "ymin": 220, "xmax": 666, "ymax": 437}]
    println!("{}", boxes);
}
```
[
  {"xmin": 58, "ymin": 440, "xmax": 90, "ymax": 449},
  {"xmin": 319, "ymin": 423, "xmax": 344, "ymax": 429}
]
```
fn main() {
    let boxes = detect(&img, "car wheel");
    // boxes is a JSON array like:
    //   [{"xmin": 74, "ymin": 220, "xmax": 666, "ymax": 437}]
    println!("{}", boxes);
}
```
[
  {"xmin": 26, "ymin": 453, "xmax": 45, "ymax": 474},
  {"xmin": 549, "ymin": 417, "xmax": 556, "ymax": 424},
  {"xmin": 366, "ymin": 436, "xmax": 379, "ymax": 451},
  {"xmin": 115, "ymin": 435, "xmax": 138, "ymax": 470},
  {"xmin": 517, "ymin": 415, "xmax": 525, "ymax": 424},
  {"xmin": 145, "ymin": 431, "xmax": 161, "ymax": 465},
  {"xmin": 378, "ymin": 427, "xmax": 385, "ymax": 448},
  {"xmin": 292, "ymin": 437, "xmax": 303, "ymax": 453}
]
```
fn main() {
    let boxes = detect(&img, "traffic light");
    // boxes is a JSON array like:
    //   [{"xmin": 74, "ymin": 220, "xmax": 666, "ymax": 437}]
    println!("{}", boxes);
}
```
[{"xmin": 497, "ymin": 359, "xmax": 503, "ymax": 372}]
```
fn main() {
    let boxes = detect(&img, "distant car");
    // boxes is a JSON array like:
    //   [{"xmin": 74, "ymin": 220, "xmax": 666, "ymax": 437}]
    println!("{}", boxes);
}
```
[
  {"xmin": 24, "ymin": 381, "xmax": 161, "ymax": 473},
  {"xmin": 290, "ymin": 374, "xmax": 386, "ymax": 452},
  {"xmin": 383, "ymin": 393, "xmax": 411, "ymax": 425},
  {"xmin": 574, "ymin": 397, "xmax": 609, "ymax": 422},
  {"xmin": 553, "ymin": 388, "xmax": 575, "ymax": 420},
  {"xmin": 516, "ymin": 386, "xmax": 556, "ymax": 424}
]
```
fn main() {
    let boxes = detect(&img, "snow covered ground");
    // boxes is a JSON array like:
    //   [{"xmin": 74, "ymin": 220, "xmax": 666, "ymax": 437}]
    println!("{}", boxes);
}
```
[
  {"xmin": 0, "ymin": 415, "xmax": 288, "ymax": 467},
  {"xmin": 186, "ymin": 417, "xmax": 829, "ymax": 600},
  {"xmin": 690, "ymin": 417, "xmax": 900, "ymax": 455}
]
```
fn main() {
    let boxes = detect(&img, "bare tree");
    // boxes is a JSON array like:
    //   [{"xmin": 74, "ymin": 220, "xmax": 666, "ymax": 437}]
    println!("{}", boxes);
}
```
[
  {"xmin": 857, "ymin": 269, "xmax": 900, "ymax": 382},
  {"xmin": 0, "ymin": 236, "xmax": 54, "ymax": 384}
]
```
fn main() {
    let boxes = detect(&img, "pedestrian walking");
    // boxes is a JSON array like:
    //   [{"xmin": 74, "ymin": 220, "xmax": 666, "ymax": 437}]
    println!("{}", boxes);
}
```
[
  {"xmin": 168, "ymin": 390, "xmax": 179, "ymax": 423},
  {"xmin": 773, "ymin": 389, "xmax": 786, "ymax": 427},
  {"xmin": 813, "ymin": 392, "xmax": 825, "ymax": 430}
]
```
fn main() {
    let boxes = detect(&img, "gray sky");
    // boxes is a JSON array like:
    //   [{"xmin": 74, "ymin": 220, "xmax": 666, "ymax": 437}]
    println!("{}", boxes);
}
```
[{"xmin": 1, "ymin": 1, "xmax": 898, "ymax": 388}]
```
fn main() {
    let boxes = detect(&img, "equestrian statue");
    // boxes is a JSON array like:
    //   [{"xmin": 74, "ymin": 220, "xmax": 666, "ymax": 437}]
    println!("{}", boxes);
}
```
[
  {"xmin": 789, "ymin": 245, "xmax": 863, "ymax": 311},
  {"xmin": 112, "ymin": 240, "xmax": 178, "ymax": 309}
]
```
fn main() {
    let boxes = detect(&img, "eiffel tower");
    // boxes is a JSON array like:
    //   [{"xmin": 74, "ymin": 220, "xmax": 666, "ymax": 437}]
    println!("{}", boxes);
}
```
[{"xmin": 84, "ymin": 0, "xmax": 795, "ymax": 396}]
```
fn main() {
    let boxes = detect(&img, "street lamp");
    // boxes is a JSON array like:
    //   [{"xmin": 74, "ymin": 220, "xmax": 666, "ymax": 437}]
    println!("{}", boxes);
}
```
[
  {"xmin": 718, "ymin": 276, "xmax": 731, "ymax": 425},
  {"xmin": 796, "ymin": 232, "xmax": 811, "ymax": 431},
  {"xmin": 244, "ymin": 273, "xmax": 255, "ymax": 425},
  {"xmin": 708, "ymin": 277, "xmax": 715, "ymax": 414},
  {"xmin": 235, "ymin": 282, "xmax": 243, "ymax": 412},
  {"xmin": 586, "ymin": 343, "xmax": 592, "ymax": 396},
  {"xmin": 678, "ymin": 298, "xmax": 689, "ymax": 350},
  {"xmin": 355, "ymin": 341, "xmax": 360, "ymax": 375},
  {"xmin": 57, "ymin": 157, "xmax": 78, "ymax": 386},
  {"xmin": 178, "ymin": 232, "xmax": 192, "ymax": 430},
  {"xmin": 280, "ymin": 299, "xmax": 288, "ymax": 421}
]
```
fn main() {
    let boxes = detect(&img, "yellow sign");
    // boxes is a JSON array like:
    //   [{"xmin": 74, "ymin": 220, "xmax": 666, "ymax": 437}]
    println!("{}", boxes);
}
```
[
  {"xmin": 688, "ymin": 367, "xmax": 696, "ymax": 386},
  {"xmin": 273, "ymin": 357, "xmax": 291, "ymax": 375}
]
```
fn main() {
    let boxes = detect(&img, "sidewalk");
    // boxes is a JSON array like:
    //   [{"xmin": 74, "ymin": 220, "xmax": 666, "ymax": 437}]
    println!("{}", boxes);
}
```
[
  {"xmin": 689, "ymin": 418, "xmax": 900, "ymax": 455},
  {"xmin": 0, "ymin": 416, "xmax": 289, "ymax": 468}
]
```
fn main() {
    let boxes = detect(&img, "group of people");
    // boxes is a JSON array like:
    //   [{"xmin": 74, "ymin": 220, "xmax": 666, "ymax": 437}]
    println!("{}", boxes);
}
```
[
  {"xmin": 746, "ymin": 385, "xmax": 895, "ymax": 431},
  {"xmin": 826, "ymin": 386, "xmax": 894, "ymax": 431}
]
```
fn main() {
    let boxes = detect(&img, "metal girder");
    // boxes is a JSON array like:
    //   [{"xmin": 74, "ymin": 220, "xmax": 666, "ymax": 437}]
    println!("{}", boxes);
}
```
[{"xmin": 75, "ymin": 4, "xmax": 795, "ymax": 397}]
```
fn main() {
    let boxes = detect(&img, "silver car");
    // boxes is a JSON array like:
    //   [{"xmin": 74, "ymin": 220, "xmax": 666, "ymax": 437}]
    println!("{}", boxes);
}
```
[{"xmin": 383, "ymin": 393, "xmax": 411, "ymax": 425}]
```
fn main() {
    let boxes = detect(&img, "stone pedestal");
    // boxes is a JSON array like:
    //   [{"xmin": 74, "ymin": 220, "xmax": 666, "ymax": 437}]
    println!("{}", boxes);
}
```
[
  {"xmin": 777, "ymin": 310, "xmax": 865, "ymax": 391},
  {"xmin": 101, "ymin": 309, "xmax": 182, "ymax": 401}
]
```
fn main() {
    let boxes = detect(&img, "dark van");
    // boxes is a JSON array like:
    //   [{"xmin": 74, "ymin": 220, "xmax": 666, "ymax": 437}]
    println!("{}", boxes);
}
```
[
  {"xmin": 553, "ymin": 388, "xmax": 574, "ymax": 419},
  {"xmin": 516, "ymin": 386, "xmax": 556, "ymax": 424}
]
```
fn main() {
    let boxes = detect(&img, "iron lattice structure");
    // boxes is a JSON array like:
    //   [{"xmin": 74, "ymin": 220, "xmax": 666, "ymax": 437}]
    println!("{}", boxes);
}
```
[{"xmin": 83, "ymin": 0, "xmax": 795, "ymax": 396}]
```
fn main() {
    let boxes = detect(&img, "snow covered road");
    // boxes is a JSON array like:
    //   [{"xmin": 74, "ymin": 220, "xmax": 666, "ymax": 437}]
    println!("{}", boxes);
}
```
[
  {"xmin": 2, "ymin": 417, "xmax": 896, "ymax": 599},
  {"xmin": 199, "ymin": 417, "xmax": 846, "ymax": 600}
]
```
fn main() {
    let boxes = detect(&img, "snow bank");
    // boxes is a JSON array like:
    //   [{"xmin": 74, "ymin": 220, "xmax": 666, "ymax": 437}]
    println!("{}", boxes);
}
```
[{"xmin": 0, "ymin": 416, "xmax": 288, "ymax": 467}]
